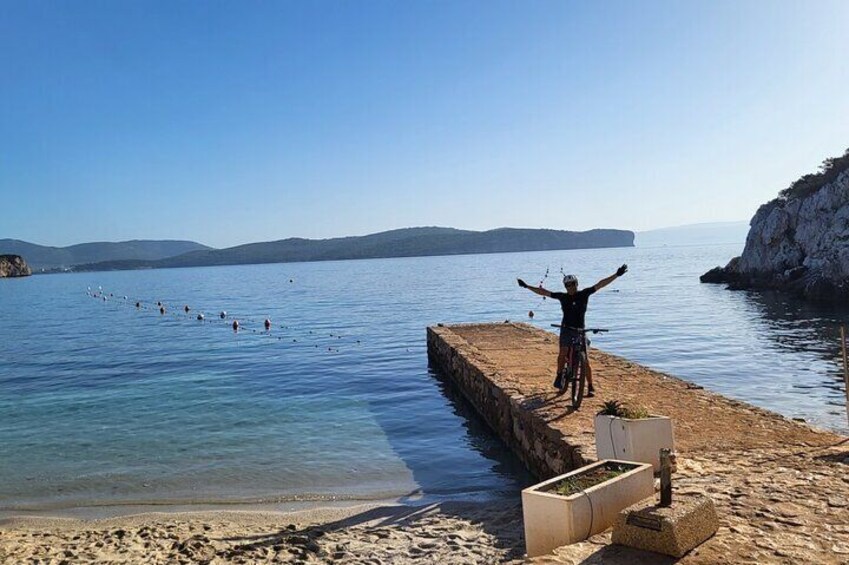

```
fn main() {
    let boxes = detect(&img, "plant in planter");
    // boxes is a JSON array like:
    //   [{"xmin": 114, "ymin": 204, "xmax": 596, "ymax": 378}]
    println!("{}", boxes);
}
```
[
  {"xmin": 595, "ymin": 400, "xmax": 674, "ymax": 472},
  {"xmin": 598, "ymin": 400, "xmax": 650, "ymax": 419},
  {"xmin": 549, "ymin": 461, "xmax": 632, "ymax": 496},
  {"xmin": 522, "ymin": 459, "xmax": 654, "ymax": 557}
]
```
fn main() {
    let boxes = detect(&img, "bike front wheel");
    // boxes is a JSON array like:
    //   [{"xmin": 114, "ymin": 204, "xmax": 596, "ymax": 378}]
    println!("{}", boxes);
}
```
[{"xmin": 571, "ymin": 352, "xmax": 588, "ymax": 410}]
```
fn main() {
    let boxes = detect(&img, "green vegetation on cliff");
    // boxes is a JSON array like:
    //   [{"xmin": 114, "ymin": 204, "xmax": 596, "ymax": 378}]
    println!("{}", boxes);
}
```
[{"xmin": 779, "ymin": 147, "xmax": 849, "ymax": 201}]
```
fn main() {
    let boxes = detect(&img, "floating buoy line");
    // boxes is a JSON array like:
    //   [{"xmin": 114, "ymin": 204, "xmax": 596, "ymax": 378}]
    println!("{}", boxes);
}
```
[
  {"xmin": 526, "ymin": 265, "xmax": 566, "ymax": 319},
  {"xmin": 85, "ymin": 285, "xmax": 353, "ymax": 354}
]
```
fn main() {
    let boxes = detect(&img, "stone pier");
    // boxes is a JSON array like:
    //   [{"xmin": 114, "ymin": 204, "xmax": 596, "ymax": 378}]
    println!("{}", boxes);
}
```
[{"xmin": 427, "ymin": 322, "xmax": 849, "ymax": 564}]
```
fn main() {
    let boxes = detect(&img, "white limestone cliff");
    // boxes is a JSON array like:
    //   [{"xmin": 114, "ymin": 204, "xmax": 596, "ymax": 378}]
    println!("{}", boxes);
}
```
[{"xmin": 702, "ymin": 169, "xmax": 849, "ymax": 301}]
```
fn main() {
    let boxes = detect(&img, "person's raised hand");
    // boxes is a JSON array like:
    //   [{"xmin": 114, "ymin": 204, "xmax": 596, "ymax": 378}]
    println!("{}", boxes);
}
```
[
  {"xmin": 517, "ymin": 278, "xmax": 528, "ymax": 288},
  {"xmin": 616, "ymin": 264, "xmax": 628, "ymax": 277}
]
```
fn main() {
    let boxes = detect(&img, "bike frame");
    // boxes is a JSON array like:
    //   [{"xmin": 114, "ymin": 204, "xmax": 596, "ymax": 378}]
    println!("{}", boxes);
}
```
[{"xmin": 550, "ymin": 325, "xmax": 608, "ymax": 409}]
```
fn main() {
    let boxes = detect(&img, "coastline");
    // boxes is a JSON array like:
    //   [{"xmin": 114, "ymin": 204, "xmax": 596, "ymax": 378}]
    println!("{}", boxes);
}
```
[{"xmin": 1, "ymin": 497, "xmax": 404, "ymax": 523}]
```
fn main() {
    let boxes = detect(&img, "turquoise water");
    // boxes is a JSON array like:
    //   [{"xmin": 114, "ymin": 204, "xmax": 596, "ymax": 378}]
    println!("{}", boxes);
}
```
[{"xmin": 1, "ymin": 244, "xmax": 847, "ymax": 515}]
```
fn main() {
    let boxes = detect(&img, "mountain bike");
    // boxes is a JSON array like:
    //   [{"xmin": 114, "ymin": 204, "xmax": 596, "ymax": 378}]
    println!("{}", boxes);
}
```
[{"xmin": 550, "ymin": 325, "xmax": 609, "ymax": 410}]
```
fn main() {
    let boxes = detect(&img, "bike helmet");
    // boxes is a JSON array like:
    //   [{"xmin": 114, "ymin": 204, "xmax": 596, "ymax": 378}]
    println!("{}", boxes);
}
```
[{"xmin": 563, "ymin": 274, "xmax": 578, "ymax": 286}]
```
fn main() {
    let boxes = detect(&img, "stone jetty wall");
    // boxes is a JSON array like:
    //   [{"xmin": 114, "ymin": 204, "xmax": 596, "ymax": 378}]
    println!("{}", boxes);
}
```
[{"xmin": 427, "ymin": 324, "xmax": 586, "ymax": 480}]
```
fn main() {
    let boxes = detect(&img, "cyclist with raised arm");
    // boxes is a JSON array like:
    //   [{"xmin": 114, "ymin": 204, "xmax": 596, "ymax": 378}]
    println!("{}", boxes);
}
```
[{"xmin": 517, "ymin": 264, "xmax": 627, "ymax": 397}]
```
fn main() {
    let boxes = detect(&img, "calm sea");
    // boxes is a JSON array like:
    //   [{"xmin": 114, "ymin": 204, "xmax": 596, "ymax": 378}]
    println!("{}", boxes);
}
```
[{"xmin": 1, "ymin": 244, "xmax": 847, "ymax": 516}]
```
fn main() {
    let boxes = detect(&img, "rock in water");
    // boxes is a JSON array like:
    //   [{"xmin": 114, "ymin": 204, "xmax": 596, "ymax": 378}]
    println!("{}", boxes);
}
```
[
  {"xmin": 0, "ymin": 255, "xmax": 32, "ymax": 278},
  {"xmin": 702, "ymin": 160, "xmax": 849, "ymax": 302}
]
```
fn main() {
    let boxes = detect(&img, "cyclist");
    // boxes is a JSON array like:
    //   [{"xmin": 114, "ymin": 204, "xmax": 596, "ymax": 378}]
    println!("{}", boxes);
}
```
[{"xmin": 517, "ymin": 264, "xmax": 627, "ymax": 397}]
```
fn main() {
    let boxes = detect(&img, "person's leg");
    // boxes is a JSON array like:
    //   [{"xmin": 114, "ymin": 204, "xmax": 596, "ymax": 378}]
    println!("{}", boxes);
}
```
[
  {"xmin": 555, "ymin": 342, "xmax": 570, "ymax": 390},
  {"xmin": 586, "ymin": 358, "xmax": 595, "ymax": 395},
  {"xmin": 556, "ymin": 345, "xmax": 568, "ymax": 375}
]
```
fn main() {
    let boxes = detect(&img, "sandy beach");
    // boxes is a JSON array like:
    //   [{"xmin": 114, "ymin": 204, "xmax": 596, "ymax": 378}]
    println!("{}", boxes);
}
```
[
  {"xmin": 1, "ymin": 499, "xmax": 530, "ymax": 564},
  {"xmin": 3, "ymin": 436, "xmax": 848, "ymax": 565}
]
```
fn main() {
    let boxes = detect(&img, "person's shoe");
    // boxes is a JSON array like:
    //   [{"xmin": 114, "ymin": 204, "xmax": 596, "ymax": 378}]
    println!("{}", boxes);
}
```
[{"xmin": 586, "ymin": 386, "xmax": 596, "ymax": 398}]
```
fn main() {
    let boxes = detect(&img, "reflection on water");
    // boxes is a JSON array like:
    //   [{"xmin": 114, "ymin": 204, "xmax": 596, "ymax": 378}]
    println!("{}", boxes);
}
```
[{"xmin": 742, "ymin": 290, "xmax": 849, "ymax": 404}]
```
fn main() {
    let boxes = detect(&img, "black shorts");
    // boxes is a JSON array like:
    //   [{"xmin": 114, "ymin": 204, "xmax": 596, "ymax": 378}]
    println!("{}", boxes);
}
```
[{"xmin": 559, "ymin": 328, "xmax": 584, "ymax": 348}]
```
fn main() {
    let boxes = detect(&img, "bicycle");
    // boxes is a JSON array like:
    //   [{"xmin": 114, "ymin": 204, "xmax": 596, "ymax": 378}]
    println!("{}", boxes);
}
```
[{"xmin": 550, "ymin": 325, "xmax": 609, "ymax": 409}]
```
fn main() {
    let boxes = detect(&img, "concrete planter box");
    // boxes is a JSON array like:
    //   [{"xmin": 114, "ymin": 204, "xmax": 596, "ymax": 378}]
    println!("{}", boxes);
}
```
[
  {"xmin": 595, "ymin": 414, "xmax": 675, "ymax": 472},
  {"xmin": 521, "ymin": 460, "xmax": 654, "ymax": 557}
]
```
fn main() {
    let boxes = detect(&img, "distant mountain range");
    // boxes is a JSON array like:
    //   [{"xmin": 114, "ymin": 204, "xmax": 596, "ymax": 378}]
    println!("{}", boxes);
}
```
[
  {"xmin": 0, "ymin": 239, "xmax": 211, "ymax": 271},
  {"xmin": 19, "ymin": 227, "xmax": 634, "ymax": 273},
  {"xmin": 635, "ymin": 221, "xmax": 749, "ymax": 247},
  {"xmin": 2, "ymin": 222, "xmax": 749, "ymax": 273}
]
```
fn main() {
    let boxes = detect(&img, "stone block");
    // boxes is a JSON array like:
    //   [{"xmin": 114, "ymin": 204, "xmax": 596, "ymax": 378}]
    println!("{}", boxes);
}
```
[{"xmin": 612, "ymin": 494, "xmax": 718, "ymax": 558}]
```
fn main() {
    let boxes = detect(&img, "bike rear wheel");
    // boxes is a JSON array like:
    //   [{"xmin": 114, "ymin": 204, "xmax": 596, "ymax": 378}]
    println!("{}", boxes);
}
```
[{"xmin": 571, "ymin": 351, "xmax": 587, "ymax": 409}]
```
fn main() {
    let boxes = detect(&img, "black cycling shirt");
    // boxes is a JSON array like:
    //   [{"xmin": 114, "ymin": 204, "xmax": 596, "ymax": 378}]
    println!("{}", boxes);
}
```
[{"xmin": 550, "ymin": 287, "xmax": 596, "ymax": 329}]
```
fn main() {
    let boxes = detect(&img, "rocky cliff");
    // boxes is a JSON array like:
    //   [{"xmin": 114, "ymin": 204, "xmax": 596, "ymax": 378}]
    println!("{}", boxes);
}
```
[
  {"xmin": 0, "ymin": 255, "xmax": 32, "ymax": 278},
  {"xmin": 702, "ymin": 163, "xmax": 849, "ymax": 301}
]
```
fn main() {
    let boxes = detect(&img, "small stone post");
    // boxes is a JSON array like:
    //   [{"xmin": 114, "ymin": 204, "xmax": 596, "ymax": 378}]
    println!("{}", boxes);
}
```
[{"xmin": 660, "ymin": 448, "xmax": 672, "ymax": 507}]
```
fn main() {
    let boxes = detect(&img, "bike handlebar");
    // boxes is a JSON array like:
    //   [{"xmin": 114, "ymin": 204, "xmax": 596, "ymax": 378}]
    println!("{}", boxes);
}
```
[{"xmin": 549, "ymin": 325, "xmax": 609, "ymax": 334}]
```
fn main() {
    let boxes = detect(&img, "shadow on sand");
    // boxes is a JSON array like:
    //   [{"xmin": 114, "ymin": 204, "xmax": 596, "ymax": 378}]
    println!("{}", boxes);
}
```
[{"xmin": 216, "ymin": 497, "xmax": 526, "ymax": 562}]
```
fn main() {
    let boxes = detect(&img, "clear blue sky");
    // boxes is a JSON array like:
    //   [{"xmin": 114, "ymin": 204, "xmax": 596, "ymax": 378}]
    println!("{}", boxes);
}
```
[{"xmin": 2, "ymin": 1, "xmax": 848, "ymax": 248}]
